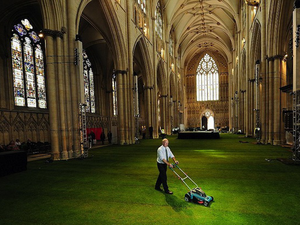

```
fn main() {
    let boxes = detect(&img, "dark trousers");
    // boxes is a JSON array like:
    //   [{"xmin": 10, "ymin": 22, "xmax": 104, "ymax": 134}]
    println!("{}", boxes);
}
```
[{"xmin": 155, "ymin": 162, "xmax": 169, "ymax": 192}]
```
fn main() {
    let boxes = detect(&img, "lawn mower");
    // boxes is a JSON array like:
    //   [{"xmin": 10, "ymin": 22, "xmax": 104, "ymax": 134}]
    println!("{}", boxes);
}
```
[{"xmin": 169, "ymin": 164, "xmax": 214, "ymax": 207}]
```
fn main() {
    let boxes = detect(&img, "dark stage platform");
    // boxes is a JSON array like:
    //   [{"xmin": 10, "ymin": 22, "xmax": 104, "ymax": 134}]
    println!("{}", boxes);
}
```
[
  {"xmin": 0, "ymin": 151, "xmax": 27, "ymax": 177},
  {"xmin": 178, "ymin": 131, "xmax": 220, "ymax": 139}
]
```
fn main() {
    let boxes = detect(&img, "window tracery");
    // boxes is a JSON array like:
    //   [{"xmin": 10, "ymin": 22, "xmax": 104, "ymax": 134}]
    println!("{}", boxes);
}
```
[
  {"xmin": 134, "ymin": 0, "xmax": 148, "ymax": 37},
  {"xmin": 112, "ymin": 72, "xmax": 118, "ymax": 116},
  {"xmin": 155, "ymin": 1, "xmax": 163, "ymax": 39},
  {"xmin": 11, "ymin": 19, "xmax": 47, "ymax": 108},
  {"xmin": 82, "ymin": 50, "xmax": 95, "ymax": 113},
  {"xmin": 196, "ymin": 54, "xmax": 219, "ymax": 101}
]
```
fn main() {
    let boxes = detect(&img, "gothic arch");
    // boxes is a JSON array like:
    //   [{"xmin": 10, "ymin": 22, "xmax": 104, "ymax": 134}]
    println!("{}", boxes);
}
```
[
  {"xmin": 77, "ymin": 0, "xmax": 127, "ymax": 70},
  {"xmin": 250, "ymin": 20, "xmax": 261, "ymax": 84},
  {"xmin": 157, "ymin": 60, "xmax": 167, "ymax": 94},
  {"xmin": 133, "ymin": 36, "xmax": 153, "ymax": 86}
]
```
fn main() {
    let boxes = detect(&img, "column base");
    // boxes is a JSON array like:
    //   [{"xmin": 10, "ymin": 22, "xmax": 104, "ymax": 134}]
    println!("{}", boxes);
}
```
[
  {"xmin": 68, "ymin": 150, "xmax": 73, "ymax": 159},
  {"xmin": 73, "ymin": 150, "xmax": 80, "ymax": 158},
  {"xmin": 273, "ymin": 140, "xmax": 281, "ymax": 145},
  {"xmin": 51, "ymin": 152, "xmax": 60, "ymax": 161},
  {"xmin": 61, "ymin": 151, "xmax": 69, "ymax": 160}
]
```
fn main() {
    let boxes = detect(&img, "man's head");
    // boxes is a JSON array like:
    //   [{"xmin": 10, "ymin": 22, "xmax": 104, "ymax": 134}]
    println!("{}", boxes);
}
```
[{"xmin": 162, "ymin": 138, "xmax": 169, "ymax": 147}]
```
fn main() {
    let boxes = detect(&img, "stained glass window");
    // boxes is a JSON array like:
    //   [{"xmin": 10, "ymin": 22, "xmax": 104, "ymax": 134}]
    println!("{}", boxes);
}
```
[
  {"xmin": 137, "ymin": 0, "xmax": 146, "ymax": 14},
  {"xmin": 196, "ymin": 54, "xmax": 219, "ymax": 101},
  {"xmin": 112, "ymin": 72, "xmax": 117, "ymax": 116},
  {"xmin": 155, "ymin": 1, "xmax": 163, "ymax": 39},
  {"xmin": 82, "ymin": 50, "xmax": 95, "ymax": 113},
  {"xmin": 11, "ymin": 19, "xmax": 47, "ymax": 108}
]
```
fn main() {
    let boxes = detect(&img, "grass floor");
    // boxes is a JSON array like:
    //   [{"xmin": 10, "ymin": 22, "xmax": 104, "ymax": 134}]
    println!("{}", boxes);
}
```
[{"xmin": 1, "ymin": 134, "xmax": 300, "ymax": 225}]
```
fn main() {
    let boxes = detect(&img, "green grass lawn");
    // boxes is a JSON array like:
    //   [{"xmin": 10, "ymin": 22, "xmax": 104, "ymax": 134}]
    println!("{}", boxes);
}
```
[{"xmin": 1, "ymin": 134, "xmax": 299, "ymax": 225}]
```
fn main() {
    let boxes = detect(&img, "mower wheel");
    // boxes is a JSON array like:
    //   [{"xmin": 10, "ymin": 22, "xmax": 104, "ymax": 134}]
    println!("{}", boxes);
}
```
[
  {"xmin": 211, "ymin": 196, "xmax": 214, "ymax": 201},
  {"xmin": 184, "ymin": 194, "xmax": 191, "ymax": 202},
  {"xmin": 203, "ymin": 201, "xmax": 209, "ymax": 207}
]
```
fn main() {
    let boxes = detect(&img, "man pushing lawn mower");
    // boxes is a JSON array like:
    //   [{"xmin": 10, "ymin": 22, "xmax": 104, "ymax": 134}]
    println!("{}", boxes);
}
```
[{"xmin": 155, "ymin": 138, "xmax": 179, "ymax": 194}]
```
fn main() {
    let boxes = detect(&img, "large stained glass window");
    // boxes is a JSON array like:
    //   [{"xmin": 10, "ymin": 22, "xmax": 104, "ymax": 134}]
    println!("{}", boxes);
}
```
[
  {"xmin": 11, "ymin": 19, "xmax": 47, "ymax": 108},
  {"xmin": 196, "ymin": 53, "xmax": 219, "ymax": 101},
  {"xmin": 155, "ymin": 1, "xmax": 163, "ymax": 39},
  {"xmin": 112, "ymin": 72, "xmax": 117, "ymax": 116},
  {"xmin": 82, "ymin": 50, "xmax": 95, "ymax": 113}
]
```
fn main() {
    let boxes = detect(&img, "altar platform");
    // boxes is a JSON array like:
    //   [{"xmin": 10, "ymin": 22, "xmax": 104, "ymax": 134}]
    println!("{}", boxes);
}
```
[{"xmin": 178, "ymin": 131, "xmax": 220, "ymax": 139}]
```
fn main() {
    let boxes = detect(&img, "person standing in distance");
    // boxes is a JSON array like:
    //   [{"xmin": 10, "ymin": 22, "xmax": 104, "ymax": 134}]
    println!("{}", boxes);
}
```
[{"xmin": 155, "ymin": 138, "xmax": 179, "ymax": 194}]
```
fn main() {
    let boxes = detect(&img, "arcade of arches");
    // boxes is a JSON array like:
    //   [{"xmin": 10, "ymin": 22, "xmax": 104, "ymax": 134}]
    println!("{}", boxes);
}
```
[{"xmin": 0, "ymin": 0, "xmax": 299, "ymax": 160}]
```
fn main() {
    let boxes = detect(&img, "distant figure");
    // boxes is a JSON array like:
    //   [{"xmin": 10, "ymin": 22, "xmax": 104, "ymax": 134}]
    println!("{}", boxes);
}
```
[
  {"xmin": 100, "ymin": 131, "xmax": 105, "ymax": 145},
  {"xmin": 15, "ymin": 139, "xmax": 21, "ymax": 147},
  {"xmin": 160, "ymin": 128, "xmax": 166, "ymax": 139},
  {"xmin": 142, "ymin": 126, "xmax": 146, "ymax": 139},
  {"xmin": 89, "ymin": 130, "xmax": 96, "ymax": 146},
  {"xmin": 149, "ymin": 126, "xmax": 153, "ymax": 139},
  {"xmin": 7, "ymin": 140, "xmax": 20, "ymax": 151},
  {"xmin": 107, "ymin": 131, "xmax": 112, "ymax": 144}
]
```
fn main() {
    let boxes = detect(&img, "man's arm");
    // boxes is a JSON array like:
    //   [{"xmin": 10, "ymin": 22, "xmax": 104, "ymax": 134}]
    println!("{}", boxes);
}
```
[
  {"xmin": 162, "ymin": 159, "xmax": 173, "ymax": 168},
  {"xmin": 172, "ymin": 157, "xmax": 179, "ymax": 164}
]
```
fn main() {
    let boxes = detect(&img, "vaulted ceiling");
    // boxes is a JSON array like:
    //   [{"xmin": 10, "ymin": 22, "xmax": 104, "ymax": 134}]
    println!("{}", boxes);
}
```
[{"xmin": 161, "ymin": 0, "xmax": 240, "ymax": 64}]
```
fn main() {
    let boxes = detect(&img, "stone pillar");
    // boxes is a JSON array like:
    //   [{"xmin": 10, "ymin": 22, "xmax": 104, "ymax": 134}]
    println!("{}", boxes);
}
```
[
  {"xmin": 294, "ymin": 2, "xmax": 300, "ymax": 92},
  {"xmin": 268, "ymin": 57, "xmax": 274, "ymax": 143},
  {"xmin": 123, "ymin": 71, "xmax": 129, "ymax": 144},
  {"xmin": 64, "ymin": 32, "xmax": 73, "ymax": 157},
  {"xmin": 264, "ymin": 56, "xmax": 270, "ymax": 144},
  {"xmin": 273, "ymin": 56, "xmax": 282, "ymax": 145},
  {"xmin": 56, "ymin": 37, "xmax": 68, "ymax": 159},
  {"xmin": 66, "ymin": 0, "xmax": 80, "ymax": 158},
  {"xmin": 116, "ymin": 70, "xmax": 126, "ymax": 144},
  {"xmin": 160, "ymin": 95, "xmax": 167, "ymax": 131},
  {"xmin": 44, "ymin": 34, "xmax": 60, "ymax": 160},
  {"xmin": 260, "ymin": 0, "xmax": 267, "ymax": 143}
]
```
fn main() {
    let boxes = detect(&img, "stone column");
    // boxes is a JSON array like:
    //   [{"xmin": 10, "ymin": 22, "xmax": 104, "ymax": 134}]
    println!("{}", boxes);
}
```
[
  {"xmin": 116, "ymin": 70, "xmax": 126, "ymax": 144},
  {"xmin": 294, "ymin": 1, "xmax": 300, "ymax": 92},
  {"xmin": 268, "ymin": 57, "xmax": 274, "ymax": 143},
  {"xmin": 123, "ymin": 71, "xmax": 129, "ymax": 144},
  {"xmin": 44, "ymin": 34, "xmax": 60, "ymax": 160},
  {"xmin": 66, "ymin": 0, "xmax": 80, "ymax": 158},
  {"xmin": 56, "ymin": 37, "xmax": 68, "ymax": 159},
  {"xmin": 63, "ymin": 31, "xmax": 73, "ymax": 156},
  {"xmin": 264, "ymin": 56, "xmax": 269, "ymax": 144},
  {"xmin": 260, "ymin": 0, "xmax": 267, "ymax": 143},
  {"xmin": 160, "ymin": 95, "xmax": 167, "ymax": 131},
  {"xmin": 273, "ymin": 56, "xmax": 282, "ymax": 145}
]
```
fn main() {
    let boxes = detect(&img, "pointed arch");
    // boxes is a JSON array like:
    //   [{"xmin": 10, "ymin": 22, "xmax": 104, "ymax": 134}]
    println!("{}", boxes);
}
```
[
  {"xmin": 157, "ymin": 59, "xmax": 167, "ymax": 94},
  {"xmin": 133, "ymin": 36, "xmax": 153, "ymax": 86}
]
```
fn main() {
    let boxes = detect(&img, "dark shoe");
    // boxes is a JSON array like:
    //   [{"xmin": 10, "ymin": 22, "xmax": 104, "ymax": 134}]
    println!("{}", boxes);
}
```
[
  {"xmin": 155, "ymin": 187, "xmax": 163, "ymax": 192},
  {"xmin": 165, "ymin": 191, "xmax": 173, "ymax": 194}
]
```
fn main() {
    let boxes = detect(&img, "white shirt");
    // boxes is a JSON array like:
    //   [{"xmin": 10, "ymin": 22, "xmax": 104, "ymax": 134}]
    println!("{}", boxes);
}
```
[{"xmin": 157, "ymin": 145, "xmax": 174, "ymax": 164}]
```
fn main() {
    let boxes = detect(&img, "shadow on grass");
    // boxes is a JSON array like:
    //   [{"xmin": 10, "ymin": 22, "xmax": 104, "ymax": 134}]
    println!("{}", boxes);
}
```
[{"xmin": 165, "ymin": 194, "xmax": 189, "ymax": 212}]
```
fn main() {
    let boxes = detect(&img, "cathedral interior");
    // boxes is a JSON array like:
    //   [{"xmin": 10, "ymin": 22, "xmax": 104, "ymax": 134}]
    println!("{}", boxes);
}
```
[{"xmin": 0, "ymin": 0, "xmax": 299, "ymax": 161}]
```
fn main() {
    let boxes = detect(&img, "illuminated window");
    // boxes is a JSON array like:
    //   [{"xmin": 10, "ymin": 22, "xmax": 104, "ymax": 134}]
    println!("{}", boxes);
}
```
[
  {"xmin": 155, "ymin": 1, "xmax": 163, "ymax": 39},
  {"xmin": 134, "ymin": 0, "xmax": 148, "ymax": 37},
  {"xmin": 82, "ymin": 50, "xmax": 95, "ymax": 113},
  {"xmin": 112, "ymin": 72, "xmax": 117, "ymax": 116},
  {"xmin": 169, "ymin": 34, "xmax": 174, "ymax": 57},
  {"xmin": 11, "ymin": 19, "xmax": 47, "ymax": 108},
  {"xmin": 196, "ymin": 54, "xmax": 219, "ymax": 101},
  {"xmin": 137, "ymin": 0, "xmax": 146, "ymax": 14}
]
